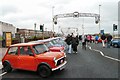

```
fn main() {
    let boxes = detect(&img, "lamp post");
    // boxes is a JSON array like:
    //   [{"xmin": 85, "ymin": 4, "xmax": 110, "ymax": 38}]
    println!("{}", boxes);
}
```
[
  {"xmin": 34, "ymin": 23, "xmax": 36, "ymax": 38},
  {"xmin": 82, "ymin": 18, "xmax": 84, "ymax": 35},
  {"xmin": 99, "ymin": 5, "xmax": 101, "ymax": 34},
  {"xmin": 52, "ymin": 6, "xmax": 55, "ymax": 37}
]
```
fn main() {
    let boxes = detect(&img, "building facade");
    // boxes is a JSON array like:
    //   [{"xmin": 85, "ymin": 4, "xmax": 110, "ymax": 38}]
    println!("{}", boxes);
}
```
[
  {"xmin": 0, "ymin": 21, "xmax": 16, "ymax": 38},
  {"xmin": 16, "ymin": 28, "xmax": 53, "ymax": 38},
  {"xmin": 118, "ymin": 1, "xmax": 120, "ymax": 37}
]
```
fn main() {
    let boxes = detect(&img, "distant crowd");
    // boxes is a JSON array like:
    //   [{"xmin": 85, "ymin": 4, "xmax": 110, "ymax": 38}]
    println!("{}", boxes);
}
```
[{"xmin": 65, "ymin": 33, "xmax": 113, "ymax": 54}]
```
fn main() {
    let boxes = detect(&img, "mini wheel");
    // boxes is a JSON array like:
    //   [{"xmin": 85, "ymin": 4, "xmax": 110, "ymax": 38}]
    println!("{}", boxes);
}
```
[
  {"xmin": 37, "ymin": 65, "xmax": 51, "ymax": 78},
  {"xmin": 3, "ymin": 62, "xmax": 12, "ymax": 72}
]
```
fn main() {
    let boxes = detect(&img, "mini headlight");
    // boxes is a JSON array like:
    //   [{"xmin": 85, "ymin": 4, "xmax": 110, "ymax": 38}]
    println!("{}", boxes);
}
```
[
  {"xmin": 53, "ymin": 57, "xmax": 56, "ymax": 61},
  {"xmin": 64, "ymin": 53, "xmax": 67, "ymax": 57},
  {"xmin": 60, "ymin": 49, "xmax": 64, "ymax": 52},
  {"xmin": 53, "ymin": 57, "xmax": 57, "ymax": 66}
]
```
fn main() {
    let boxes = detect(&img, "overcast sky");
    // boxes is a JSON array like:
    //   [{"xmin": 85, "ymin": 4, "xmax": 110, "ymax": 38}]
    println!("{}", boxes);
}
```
[{"xmin": 0, "ymin": 0, "xmax": 119, "ymax": 34}]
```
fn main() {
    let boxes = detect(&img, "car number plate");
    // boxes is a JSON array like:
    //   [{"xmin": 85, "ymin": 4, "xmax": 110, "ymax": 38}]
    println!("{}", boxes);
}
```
[{"xmin": 60, "ymin": 65, "xmax": 65, "ymax": 70}]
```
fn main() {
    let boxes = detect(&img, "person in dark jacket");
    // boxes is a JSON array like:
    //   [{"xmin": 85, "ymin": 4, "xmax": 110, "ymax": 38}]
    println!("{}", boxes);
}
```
[
  {"xmin": 106, "ymin": 34, "xmax": 112, "ymax": 48},
  {"xmin": 65, "ymin": 34, "xmax": 72, "ymax": 54},
  {"xmin": 79, "ymin": 35, "xmax": 82, "ymax": 41},
  {"xmin": 82, "ymin": 34, "xmax": 87, "ymax": 50},
  {"xmin": 71, "ymin": 34, "xmax": 79, "ymax": 53},
  {"xmin": 101, "ymin": 33, "xmax": 106, "ymax": 47}
]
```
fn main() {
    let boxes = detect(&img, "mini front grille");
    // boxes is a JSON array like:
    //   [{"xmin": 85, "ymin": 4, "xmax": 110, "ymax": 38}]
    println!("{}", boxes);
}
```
[{"xmin": 56, "ymin": 57, "xmax": 66, "ymax": 66}]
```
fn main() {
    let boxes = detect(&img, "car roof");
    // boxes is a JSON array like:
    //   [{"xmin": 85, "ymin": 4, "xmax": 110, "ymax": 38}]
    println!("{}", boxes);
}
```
[
  {"xmin": 28, "ymin": 37, "xmax": 62, "ymax": 44},
  {"xmin": 10, "ymin": 42, "xmax": 44, "ymax": 47},
  {"xmin": 29, "ymin": 39, "xmax": 51, "ymax": 43}
]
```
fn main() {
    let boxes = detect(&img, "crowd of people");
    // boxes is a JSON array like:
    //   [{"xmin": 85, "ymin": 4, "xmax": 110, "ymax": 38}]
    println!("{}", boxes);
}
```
[
  {"xmin": 65, "ymin": 33, "xmax": 113, "ymax": 54},
  {"xmin": 65, "ymin": 33, "xmax": 79, "ymax": 54}
]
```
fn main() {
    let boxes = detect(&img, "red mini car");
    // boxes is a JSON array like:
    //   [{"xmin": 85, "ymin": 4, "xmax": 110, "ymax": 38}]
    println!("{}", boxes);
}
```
[
  {"xmin": 29, "ymin": 39, "xmax": 65, "ymax": 52},
  {"xmin": 97, "ymin": 38, "xmax": 107, "ymax": 43},
  {"xmin": 2, "ymin": 42, "xmax": 67, "ymax": 77}
]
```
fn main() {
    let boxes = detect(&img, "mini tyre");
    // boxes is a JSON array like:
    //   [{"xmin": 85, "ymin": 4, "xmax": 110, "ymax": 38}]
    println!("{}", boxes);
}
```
[
  {"xmin": 37, "ymin": 65, "xmax": 51, "ymax": 78},
  {"xmin": 3, "ymin": 62, "xmax": 12, "ymax": 72}
]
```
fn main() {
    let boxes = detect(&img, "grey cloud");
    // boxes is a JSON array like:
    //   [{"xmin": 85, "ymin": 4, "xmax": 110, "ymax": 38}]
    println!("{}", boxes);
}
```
[
  {"xmin": 0, "ymin": 0, "xmax": 119, "ymax": 34},
  {"xmin": 0, "ymin": 5, "xmax": 19, "ymax": 16},
  {"xmin": 91, "ymin": 2, "xmax": 118, "ymax": 21},
  {"xmin": 55, "ymin": 0, "xmax": 73, "ymax": 5}
]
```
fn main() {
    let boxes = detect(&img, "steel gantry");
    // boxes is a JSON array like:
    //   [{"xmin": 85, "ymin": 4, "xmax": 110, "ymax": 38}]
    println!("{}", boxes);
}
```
[
  {"xmin": 53, "ymin": 12, "xmax": 100, "ymax": 24},
  {"xmin": 53, "ymin": 12, "xmax": 100, "ymax": 36}
]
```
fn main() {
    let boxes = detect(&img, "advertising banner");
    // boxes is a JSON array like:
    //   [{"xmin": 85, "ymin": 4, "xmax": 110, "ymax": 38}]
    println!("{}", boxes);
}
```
[{"xmin": 5, "ymin": 32, "xmax": 12, "ymax": 47}]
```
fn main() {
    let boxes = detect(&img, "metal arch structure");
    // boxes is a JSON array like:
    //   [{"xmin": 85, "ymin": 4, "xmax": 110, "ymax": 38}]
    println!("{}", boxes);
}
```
[{"xmin": 53, "ymin": 12, "xmax": 100, "ymax": 24}]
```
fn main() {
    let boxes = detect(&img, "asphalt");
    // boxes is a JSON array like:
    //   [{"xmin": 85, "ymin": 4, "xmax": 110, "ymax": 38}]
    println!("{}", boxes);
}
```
[{"xmin": 89, "ymin": 43, "xmax": 120, "ymax": 59}]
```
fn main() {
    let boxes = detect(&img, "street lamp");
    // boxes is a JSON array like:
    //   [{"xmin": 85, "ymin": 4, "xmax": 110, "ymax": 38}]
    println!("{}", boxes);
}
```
[
  {"xmin": 99, "ymin": 5, "xmax": 101, "ymax": 34},
  {"xmin": 82, "ymin": 24, "xmax": 84, "ymax": 35},
  {"xmin": 82, "ymin": 18, "xmax": 84, "ymax": 34},
  {"xmin": 34, "ymin": 23, "xmax": 36, "ymax": 38},
  {"xmin": 52, "ymin": 6, "xmax": 55, "ymax": 37}
]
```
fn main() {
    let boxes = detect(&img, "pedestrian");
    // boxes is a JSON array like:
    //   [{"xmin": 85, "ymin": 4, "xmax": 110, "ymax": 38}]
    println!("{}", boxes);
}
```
[
  {"xmin": 71, "ymin": 34, "xmax": 79, "ymax": 53},
  {"xmin": 79, "ymin": 35, "xmax": 82, "ymax": 47},
  {"xmin": 65, "ymin": 34, "xmax": 72, "ymax": 54},
  {"xmin": 101, "ymin": 33, "xmax": 106, "ymax": 48},
  {"xmin": 106, "ymin": 34, "xmax": 112, "ymax": 48},
  {"xmin": 89, "ymin": 35, "xmax": 92, "ymax": 43},
  {"xmin": 87, "ymin": 35, "xmax": 90, "ymax": 44},
  {"xmin": 95, "ymin": 35, "xmax": 99, "ymax": 44},
  {"xmin": 82, "ymin": 34, "xmax": 87, "ymax": 50},
  {"xmin": 79, "ymin": 35, "xmax": 82, "ymax": 41}
]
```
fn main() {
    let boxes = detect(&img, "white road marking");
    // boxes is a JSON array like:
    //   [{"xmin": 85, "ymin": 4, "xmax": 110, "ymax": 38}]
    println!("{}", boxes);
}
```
[
  {"xmin": 99, "ymin": 51, "xmax": 105, "ymax": 56},
  {"xmin": 88, "ymin": 46, "xmax": 120, "ymax": 62},
  {"xmin": 0, "ymin": 62, "xmax": 3, "ymax": 70},
  {"xmin": 104, "ymin": 55, "xmax": 120, "ymax": 62},
  {"xmin": 0, "ymin": 72, "xmax": 7, "ymax": 76},
  {"xmin": 0, "ymin": 62, "xmax": 7, "ymax": 76}
]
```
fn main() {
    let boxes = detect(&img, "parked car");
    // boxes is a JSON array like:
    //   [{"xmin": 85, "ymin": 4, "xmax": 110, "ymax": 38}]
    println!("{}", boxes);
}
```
[
  {"xmin": 97, "ymin": 38, "xmax": 107, "ymax": 43},
  {"xmin": 110, "ymin": 38, "xmax": 120, "ymax": 48},
  {"xmin": 2, "ymin": 42, "xmax": 67, "ymax": 77},
  {"xmin": 36, "ymin": 37, "xmax": 68, "ymax": 53},
  {"xmin": 51, "ymin": 37, "xmax": 68, "ymax": 52},
  {"xmin": 29, "ymin": 39, "xmax": 65, "ymax": 52}
]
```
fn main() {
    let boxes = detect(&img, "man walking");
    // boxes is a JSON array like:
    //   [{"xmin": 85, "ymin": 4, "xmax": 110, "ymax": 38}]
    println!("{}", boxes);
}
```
[
  {"xmin": 71, "ymin": 34, "xmax": 79, "ymax": 53},
  {"xmin": 101, "ymin": 33, "xmax": 106, "ymax": 48},
  {"xmin": 65, "ymin": 34, "xmax": 72, "ymax": 54},
  {"xmin": 106, "ymin": 34, "xmax": 112, "ymax": 48},
  {"xmin": 82, "ymin": 34, "xmax": 87, "ymax": 50}
]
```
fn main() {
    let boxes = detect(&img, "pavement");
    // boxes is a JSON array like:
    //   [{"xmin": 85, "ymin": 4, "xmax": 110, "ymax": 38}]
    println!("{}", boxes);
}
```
[{"xmin": 0, "ymin": 48, "xmax": 7, "ymax": 69}]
